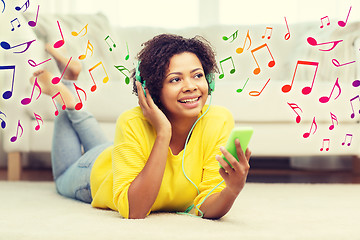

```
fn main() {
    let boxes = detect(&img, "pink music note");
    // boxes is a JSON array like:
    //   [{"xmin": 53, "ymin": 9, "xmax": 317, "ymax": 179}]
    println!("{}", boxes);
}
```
[
  {"xmin": 71, "ymin": 24, "xmax": 88, "ymax": 37},
  {"xmin": 284, "ymin": 17, "xmax": 290, "ymax": 40},
  {"xmin": 15, "ymin": 0, "xmax": 30, "ymax": 12},
  {"xmin": 237, "ymin": 78, "xmax": 249, "ymax": 93},
  {"xmin": 319, "ymin": 78, "xmax": 341, "ymax": 103},
  {"xmin": 54, "ymin": 20, "xmax": 65, "ymax": 48},
  {"xmin": 249, "ymin": 78, "xmax": 270, "ymax": 97},
  {"xmin": 52, "ymin": 57, "xmax": 72, "ymax": 84},
  {"xmin": 287, "ymin": 102, "xmax": 303, "ymax": 123},
  {"xmin": 0, "ymin": 39, "xmax": 36, "ymax": 54},
  {"xmin": 28, "ymin": 57, "xmax": 52, "ymax": 67},
  {"xmin": 320, "ymin": 139, "xmax": 330, "ymax": 151},
  {"xmin": 342, "ymin": 134, "xmax": 353, "ymax": 146},
  {"xmin": 236, "ymin": 30, "xmax": 251, "ymax": 54},
  {"xmin": 10, "ymin": 120, "xmax": 23, "ymax": 142},
  {"xmin": 320, "ymin": 16, "xmax": 330, "ymax": 28},
  {"xmin": 51, "ymin": 92, "xmax": 67, "ymax": 116},
  {"xmin": 349, "ymin": 95, "xmax": 360, "ymax": 119},
  {"xmin": 88, "ymin": 61, "xmax": 109, "ymax": 92},
  {"xmin": 0, "ymin": 65, "xmax": 16, "ymax": 100},
  {"xmin": 21, "ymin": 77, "xmax": 41, "ymax": 105},
  {"xmin": 79, "ymin": 40, "xmax": 94, "ymax": 60},
  {"xmin": 28, "ymin": 5, "xmax": 39, "ymax": 27},
  {"xmin": 338, "ymin": 6, "xmax": 352, "ymax": 27},
  {"xmin": 114, "ymin": 65, "xmax": 130, "ymax": 84},
  {"xmin": 34, "ymin": 112, "xmax": 43, "ymax": 131},
  {"xmin": 73, "ymin": 83, "xmax": 87, "ymax": 111},
  {"xmin": 218, "ymin": 56, "xmax": 236, "ymax": 79},
  {"xmin": 222, "ymin": 30, "xmax": 238, "ymax": 43},
  {"xmin": 352, "ymin": 80, "xmax": 360, "ymax": 88},
  {"xmin": 303, "ymin": 117, "xmax": 317, "ymax": 138},
  {"xmin": 332, "ymin": 58, "xmax": 355, "ymax": 67},
  {"xmin": 329, "ymin": 112, "xmax": 338, "ymax": 131},
  {"xmin": 307, "ymin": 37, "xmax": 343, "ymax": 52},
  {"xmin": 0, "ymin": 111, "xmax": 6, "ymax": 129},
  {"xmin": 251, "ymin": 43, "xmax": 275, "ymax": 75},
  {"xmin": 261, "ymin": 27, "xmax": 273, "ymax": 39},
  {"xmin": 10, "ymin": 18, "xmax": 21, "ymax": 31},
  {"xmin": 282, "ymin": 60, "xmax": 319, "ymax": 95}
]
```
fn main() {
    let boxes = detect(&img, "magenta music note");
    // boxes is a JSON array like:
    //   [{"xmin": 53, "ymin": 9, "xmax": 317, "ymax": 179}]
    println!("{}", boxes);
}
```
[
  {"xmin": 338, "ymin": 6, "xmax": 352, "ymax": 27},
  {"xmin": 349, "ymin": 95, "xmax": 360, "ymax": 119},
  {"xmin": 28, "ymin": 57, "xmax": 52, "ymax": 67},
  {"xmin": 52, "ymin": 57, "xmax": 72, "ymax": 84},
  {"xmin": 34, "ymin": 112, "xmax": 43, "ymax": 131},
  {"xmin": 223, "ymin": 30, "xmax": 238, "ymax": 43},
  {"xmin": 237, "ymin": 78, "xmax": 249, "ymax": 93},
  {"xmin": 332, "ymin": 58, "xmax": 355, "ymax": 67},
  {"xmin": 10, "ymin": 18, "xmax": 21, "ymax": 31},
  {"xmin": 319, "ymin": 78, "xmax": 341, "ymax": 103},
  {"xmin": 307, "ymin": 37, "xmax": 342, "ymax": 52},
  {"xmin": 21, "ymin": 77, "xmax": 41, "ymax": 105},
  {"xmin": 236, "ymin": 30, "xmax": 251, "ymax": 54},
  {"xmin": 251, "ymin": 43, "xmax": 275, "ymax": 75},
  {"xmin": 342, "ymin": 134, "xmax": 353, "ymax": 146},
  {"xmin": 320, "ymin": 139, "xmax": 330, "ymax": 151},
  {"xmin": 0, "ymin": 65, "xmax": 16, "ymax": 100},
  {"xmin": 303, "ymin": 117, "xmax": 317, "ymax": 138},
  {"xmin": 10, "ymin": 120, "xmax": 24, "ymax": 142},
  {"xmin": 73, "ymin": 83, "xmax": 87, "ymax": 111},
  {"xmin": 88, "ymin": 61, "xmax": 109, "ymax": 92},
  {"xmin": 284, "ymin": 17, "xmax": 290, "ymax": 40},
  {"xmin": 329, "ymin": 112, "xmax": 338, "ymax": 131},
  {"xmin": 261, "ymin": 27, "xmax": 273, "ymax": 40},
  {"xmin": 54, "ymin": 20, "xmax": 65, "ymax": 48},
  {"xmin": 287, "ymin": 102, "xmax": 303, "ymax": 123},
  {"xmin": 0, "ymin": 39, "xmax": 36, "ymax": 54},
  {"xmin": 0, "ymin": 111, "xmax": 6, "ymax": 129},
  {"xmin": 28, "ymin": 5, "xmax": 39, "ymax": 27},
  {"xmin": 114, "ymin": 65, "xmax": 130, "ymax": 84},
  {"xmin": 352, "ymin": 80, "xmax": 360, "ymax": 88},
  {"xmin": 282, "ymin": 60, "xmax": 319, "ymax": 95},
  {"xmin": 71, "ymin": 24, "xmax": 88, "ymax": 37},
  {"xmin": 15, "ymin": 0, "xmax": 30, "ymax": 12},
  {"xmin": 249, "ymin": 78, "xmax": 270, "ymax": 97},
  {"xmin": 320, "ymin": 16, "xmax": 330, "ymax": 28},
  {"xmin": 218, "ymin": 56, "xmax": 236, "ymax": 79},
  {"xmin": 51, "ymin": 92, "xmax": 67, "ymax": 116}
]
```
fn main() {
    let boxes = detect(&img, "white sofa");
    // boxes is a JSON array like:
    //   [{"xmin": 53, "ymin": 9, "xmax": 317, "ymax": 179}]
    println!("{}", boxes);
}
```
[{"xmin": 2, "ymin": 12, "xmax": 360, "ymax": 180}]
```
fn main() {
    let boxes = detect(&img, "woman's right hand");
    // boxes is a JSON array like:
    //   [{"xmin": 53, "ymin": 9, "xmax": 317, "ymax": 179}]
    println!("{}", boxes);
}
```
[{"xmin": 136, "ymin": 81, "xmax": 172, "ymax": 138}]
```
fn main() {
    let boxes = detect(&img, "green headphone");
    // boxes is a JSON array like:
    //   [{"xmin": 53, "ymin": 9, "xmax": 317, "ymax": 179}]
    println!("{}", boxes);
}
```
[{"xmin": 135, "ymin": 61, "xmax": 215, "ymax": 97}]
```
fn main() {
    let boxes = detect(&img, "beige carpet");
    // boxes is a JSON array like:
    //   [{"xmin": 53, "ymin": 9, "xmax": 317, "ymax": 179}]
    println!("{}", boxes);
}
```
[{"xmin": 1, "ymin": 181, "xmax": 359, "ymax": 240}]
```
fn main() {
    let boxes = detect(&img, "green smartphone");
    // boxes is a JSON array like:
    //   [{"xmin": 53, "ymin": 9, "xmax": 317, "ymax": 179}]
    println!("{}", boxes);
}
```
[{"xmin": 220, "ymin": 127, "xmax": 254, "ymax": 168}]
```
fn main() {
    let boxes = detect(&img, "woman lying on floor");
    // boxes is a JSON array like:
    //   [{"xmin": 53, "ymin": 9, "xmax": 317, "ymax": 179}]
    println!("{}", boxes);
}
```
[{"xmin": 32, "ymin": 34, "xmax": 251, "ymax": 219}]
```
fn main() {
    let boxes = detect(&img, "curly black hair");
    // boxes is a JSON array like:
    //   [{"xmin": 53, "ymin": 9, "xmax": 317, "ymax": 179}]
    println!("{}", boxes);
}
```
[{"xmin": 132, "ymin": 34, "xmax": 219, "ymax": 108}]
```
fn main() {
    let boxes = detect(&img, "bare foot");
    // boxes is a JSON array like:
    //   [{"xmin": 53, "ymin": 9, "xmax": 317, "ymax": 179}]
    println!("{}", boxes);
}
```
[
  {"xmin": 45, "ymin": 44, "xmax": 82, "ymax": 80},
  {"xmin": 31, "ymin": 69, "xmax": 76, "ymax": 109}
]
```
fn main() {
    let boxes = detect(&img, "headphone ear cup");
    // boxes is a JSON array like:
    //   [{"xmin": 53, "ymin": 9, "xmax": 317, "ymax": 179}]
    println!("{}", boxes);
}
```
[{"xmin": 206, "ymin": 73, "xmax": 215, "ymax": 93}]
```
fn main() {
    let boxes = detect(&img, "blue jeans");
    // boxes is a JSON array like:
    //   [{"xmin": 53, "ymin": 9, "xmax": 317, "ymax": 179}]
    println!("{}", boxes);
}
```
[{"xmin": 51, "ymin": 82, "xmax": 112, "ymax": 203}]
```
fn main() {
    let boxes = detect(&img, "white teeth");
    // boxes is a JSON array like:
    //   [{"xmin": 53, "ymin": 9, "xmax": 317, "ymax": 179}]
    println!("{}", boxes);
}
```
[{"xmin": 180, "ymin": 97, "xmax": 199, "ymax": 103}]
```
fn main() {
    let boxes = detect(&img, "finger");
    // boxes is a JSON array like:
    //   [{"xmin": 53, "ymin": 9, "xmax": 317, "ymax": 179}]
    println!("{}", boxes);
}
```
[
  {"xmin": 144, "ymin": 87, "xmax": 156, "ymax": 107},
  {"xmin": 217, "ymin": 149, "xmax": 236, "ymax": 172},
  {"xmin": 235, "ymin": 138, "xmax": 247, "ymax": 165},
  {"xmin": 218, "ymin": 167, "xmax": 229, "ymax": 181},
  {"xmin": 136, "ymin": 81, "xmax": 149, "ymax": 108},
  {"xmin": 245, "ymin": 148, "xmax": 252, "ymax": 162}
]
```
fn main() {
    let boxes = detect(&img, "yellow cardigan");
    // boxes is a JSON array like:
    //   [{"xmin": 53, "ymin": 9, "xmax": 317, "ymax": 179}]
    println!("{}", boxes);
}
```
[{"xmin": 90, "ymin": 105, "xmax": 234, "ymax": 218}]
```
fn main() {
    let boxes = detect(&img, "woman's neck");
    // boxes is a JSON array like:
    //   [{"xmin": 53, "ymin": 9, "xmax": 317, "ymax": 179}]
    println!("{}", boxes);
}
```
[{"xmin": 168, "ymin": 116, "xmax": 198, "ymax": 155}]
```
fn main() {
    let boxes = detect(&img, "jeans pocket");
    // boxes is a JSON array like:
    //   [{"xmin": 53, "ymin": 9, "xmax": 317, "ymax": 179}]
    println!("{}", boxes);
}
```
[{"xmin": 77, "ymin": 156, "xmax": 94, "ymax": 168}]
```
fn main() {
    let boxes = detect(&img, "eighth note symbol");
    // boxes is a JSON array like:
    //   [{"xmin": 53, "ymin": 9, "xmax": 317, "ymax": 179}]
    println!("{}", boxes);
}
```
[
  {"xmin": 320, "ymin": 139, "xmax": 330, "ymax": 151},
  {"xmin": 0, "ymin": 111, "xmax": 6, "ymax": 129}
]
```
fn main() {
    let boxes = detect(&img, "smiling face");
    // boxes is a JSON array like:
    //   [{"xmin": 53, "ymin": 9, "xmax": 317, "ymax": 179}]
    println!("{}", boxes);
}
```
[{"xmin": 160, "ymin": 52, "xmax": 209, "ymax": 122}]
